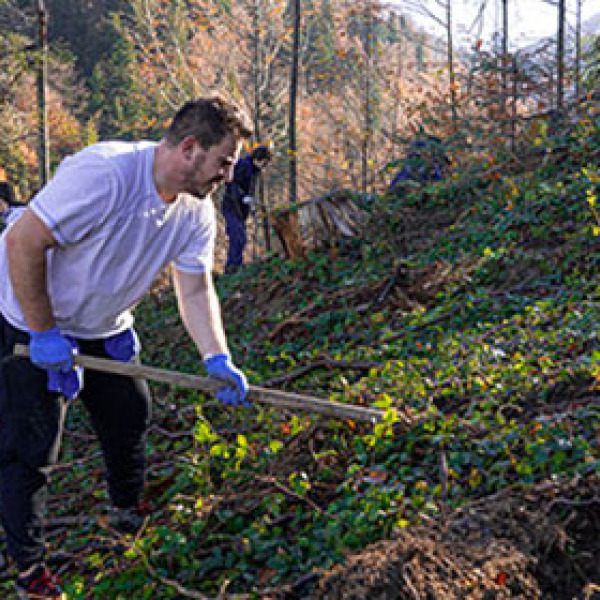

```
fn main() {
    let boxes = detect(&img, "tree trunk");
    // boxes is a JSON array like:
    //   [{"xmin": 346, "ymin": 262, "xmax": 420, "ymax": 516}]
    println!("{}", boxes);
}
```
[
  {"xmin": 556, "ymin": 0, "xmax": 565, "ymax": 110},
  {"xmin": 253, "ymin": 0, "xmax": 271, "ymax": 253},
  {"xmin": 288, "ymin": 0, "xmax": 300, "ymax": 205},
  {"xmin": 391, "ymin": 14, "xmax": 403, "ymax": 152},
  {"xmin": 501, "ymin": 0, "xmax": 508, "ymax": 125},
  {"xmin": 575, "ymin": 0, "xmax": 582, "ymax": 99},
  {"xmin": 446, "ymin": 0, "xmax": 457, "ymax": 124},
  {"xmin": 37, "ymin": 0, "xmax": 49, "ymax": 185},
  {"xmin": 361, "ymin": 0, "xmax": 373, "ymax": 195},
  {"xmin": 511, "ymin": 55, "xmax": 517, "ymax": 152}
]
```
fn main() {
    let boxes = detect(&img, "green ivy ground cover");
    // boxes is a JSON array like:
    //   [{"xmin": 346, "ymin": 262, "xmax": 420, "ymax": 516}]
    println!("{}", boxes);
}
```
[{"xmin": 2, "ymin": 110, "xmax": 599, "ymax": 599}]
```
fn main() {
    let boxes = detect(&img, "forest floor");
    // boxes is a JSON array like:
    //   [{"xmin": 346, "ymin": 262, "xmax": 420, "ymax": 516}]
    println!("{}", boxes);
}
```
[
  {"xmin": 137, "ymin": 220, "xmax": 600, "ymax": 599},
  {"xmin": 309, "ymin": 471, "xmax": 600, "ymax": 599},
  {"xmin": 60, "ymin": 253, "xmax": 598, "ymax": 600},
  {"xmin": 2, "ymin": 116, "xmax": 600, "ymax": 599}
]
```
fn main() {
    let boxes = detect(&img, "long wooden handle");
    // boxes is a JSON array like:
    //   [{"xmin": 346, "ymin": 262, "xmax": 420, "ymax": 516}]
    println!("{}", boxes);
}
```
[{"xmin": 13, "ymin": 343, "xmax": 389, "ymax": 423}]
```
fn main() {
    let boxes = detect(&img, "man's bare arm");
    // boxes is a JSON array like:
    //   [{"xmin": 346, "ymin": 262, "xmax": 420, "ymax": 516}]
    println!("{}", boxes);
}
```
[
  {"xmin": 172, "ymin": 268, "xmax": 229, "ymax": 358},
  {"xmin": 5, "ymin": 208, "xmax": 57, "ymax": 331}
]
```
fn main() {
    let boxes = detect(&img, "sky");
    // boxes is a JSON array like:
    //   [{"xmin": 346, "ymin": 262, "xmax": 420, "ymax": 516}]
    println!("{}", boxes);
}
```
[{"xmin": 390, "ymin": 0, "xmax": 600, "ymax": 50}]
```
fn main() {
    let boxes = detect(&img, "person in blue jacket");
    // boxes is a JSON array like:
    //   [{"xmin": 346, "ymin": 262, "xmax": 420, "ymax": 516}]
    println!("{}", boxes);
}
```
[
  {"xmin": 389, "ymin": 137, "xmax": 449, "ymax": 190},
  {"xmin": 222, "ymin": 143, "xmax": 272, "ymax": 272}
]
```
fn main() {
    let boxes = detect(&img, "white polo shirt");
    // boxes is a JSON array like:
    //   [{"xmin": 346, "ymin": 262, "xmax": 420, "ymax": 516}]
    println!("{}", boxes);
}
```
[{"xmin": 0, "ymin": 141, "xmax": 215, "ymax": 338}]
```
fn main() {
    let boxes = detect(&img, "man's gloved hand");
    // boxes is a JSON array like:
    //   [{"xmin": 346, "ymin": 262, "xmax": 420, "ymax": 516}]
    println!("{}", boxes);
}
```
[
  {"xmin": 47, "ymin": 366, "xmax": 83, "ymax": 400},
  {"xmin": 242, "ymin": 196, "xmax": 257, "ymax": 214},
  {"xmin": 104, "ymin": 328, "xmax": 141, "ymax": 362},
  {"xmin": 29, "ymin": 327, "xmax": 74, "ymax": 371},
  {"xmin": 204, "ymin": 353, "xmax": 250, "ymax": 406},
  {"xmin": 30, "ymin": 331, "xmax": 83, "ymax": 400}
]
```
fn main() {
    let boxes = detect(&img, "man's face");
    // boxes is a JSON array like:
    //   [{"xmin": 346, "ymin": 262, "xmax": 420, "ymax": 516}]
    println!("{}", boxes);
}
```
[{"xmin": 184, "ymin": 134, "xmax": 241, "ymax": 198}]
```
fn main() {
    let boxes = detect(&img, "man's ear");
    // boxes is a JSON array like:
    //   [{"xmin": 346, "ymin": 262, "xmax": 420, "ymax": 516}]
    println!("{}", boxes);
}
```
[{"xmin": 181, "ymin": 136, "xmax": 197, "ymax": 159}]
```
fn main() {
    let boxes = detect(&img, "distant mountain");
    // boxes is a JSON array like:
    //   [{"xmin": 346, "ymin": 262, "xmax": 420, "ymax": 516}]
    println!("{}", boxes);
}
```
[
  {"xmin": 514, "ymin": 10, "xmax": 599, "ymax": 60},
  {"xmin": 582, "ymin": 12, "xmax": 600, "ymax": 37}
]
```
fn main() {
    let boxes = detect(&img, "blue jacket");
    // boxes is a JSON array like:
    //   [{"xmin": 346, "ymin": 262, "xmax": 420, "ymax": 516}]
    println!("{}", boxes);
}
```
[
  {"xmin": 389, "ymin": 161, "xmax": 444, "ymax": 189},
  {"xmin": 222, "ymin": 155, "xmax": 260, "ymax": 221}
]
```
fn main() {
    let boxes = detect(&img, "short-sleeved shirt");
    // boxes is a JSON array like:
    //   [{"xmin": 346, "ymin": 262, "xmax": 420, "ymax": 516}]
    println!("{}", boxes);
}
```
[{"xmin": 0, "ymin": 141, "xmax": 216, "ymax": 338}]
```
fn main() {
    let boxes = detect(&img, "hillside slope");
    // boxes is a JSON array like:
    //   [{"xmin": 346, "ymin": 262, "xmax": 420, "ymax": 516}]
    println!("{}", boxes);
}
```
[{"xmin": 1, "ymin": 103, "xmax": 598, "ymax": 599}]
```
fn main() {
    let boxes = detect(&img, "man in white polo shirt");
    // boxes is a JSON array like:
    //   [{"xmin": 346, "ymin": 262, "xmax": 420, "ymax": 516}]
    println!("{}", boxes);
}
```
[{"xmin": 0, "ymin": 96, "xmax": 252, "ymax": 599}]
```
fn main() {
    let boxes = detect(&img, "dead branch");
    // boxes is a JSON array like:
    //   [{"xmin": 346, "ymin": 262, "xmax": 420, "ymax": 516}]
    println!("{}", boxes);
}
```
[{"xmin": 263, "ymin": 359, "xmax": 380, "ymax": 387}]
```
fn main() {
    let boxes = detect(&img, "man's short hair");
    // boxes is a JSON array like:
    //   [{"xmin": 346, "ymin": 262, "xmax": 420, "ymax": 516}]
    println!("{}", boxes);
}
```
[{"xmin": 165, "ymin": 96, "xmax": 253, "ymax": 149}]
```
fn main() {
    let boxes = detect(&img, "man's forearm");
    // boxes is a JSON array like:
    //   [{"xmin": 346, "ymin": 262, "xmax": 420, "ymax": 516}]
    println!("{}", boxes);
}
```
[
  {"xmin": 173, "ymin": 269, "xmax": 229, "ymax": 358},
  {"xmin": 184, "ymin": 288, "xmax": 229, "ymax": 357},
  {"xmin": 5, "ymin": 210, "xmax": 56, "ymax": 331}
]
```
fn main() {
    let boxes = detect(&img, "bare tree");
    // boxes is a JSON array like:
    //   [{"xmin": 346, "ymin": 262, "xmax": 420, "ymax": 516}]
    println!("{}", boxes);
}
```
[
  {"xmin": 556, "ymin": 0, "xmax": 566, "ymax": 110},
  {"xmin": 445, "ymin": 0, "xmax": 457, "ymax": 122},
  {"xmin": 403, "ymin": 0, "xmax": 458, "ymax": 122},
  {"xmin": 36, "ymin": 0, "xmax": 49, "ymax": 185},
  {"xmin": 501, "ymin": 0, "xmax": 508, "ymax": 119},
  {"xmin": 122, "ymin": 0, "xmax": 293, "ymax": 254},
  {"xmin": 574, "ymin": 0, "xmax": 584, "ymax": 98},
  {"xmin": 288, "ymin": 0, "xmax": 301, "ymax": 204},
  {"xmin": 361, "ymin": 0, "xmax": 374, "ymax": 194},
  {"xmin": 252, "ymin": 0, "xmax": 270, "ymax": 250}
]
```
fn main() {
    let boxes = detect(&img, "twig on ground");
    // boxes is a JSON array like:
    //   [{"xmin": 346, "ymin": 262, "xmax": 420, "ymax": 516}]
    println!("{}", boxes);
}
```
[{"xmin": 262, "ymin": 358, "xmax": 379, "ymax": 387}]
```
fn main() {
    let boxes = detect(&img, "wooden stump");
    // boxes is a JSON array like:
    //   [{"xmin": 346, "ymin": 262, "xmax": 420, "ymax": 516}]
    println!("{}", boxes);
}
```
[{"xmin": 271, "ymin": 209, "xmax": 306, "ymax": 259}]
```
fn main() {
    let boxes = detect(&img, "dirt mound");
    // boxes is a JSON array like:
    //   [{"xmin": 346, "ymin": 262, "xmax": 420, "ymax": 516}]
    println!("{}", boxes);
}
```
[{"xmin": 309, "ymin": 475, "xmax": 600, "ymax": 599}]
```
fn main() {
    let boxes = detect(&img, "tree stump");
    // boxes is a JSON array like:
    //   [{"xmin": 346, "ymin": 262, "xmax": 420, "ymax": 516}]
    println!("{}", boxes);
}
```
[{"xmin": 271, "ymin": 209, "xmax": 306, "ymax": 259}]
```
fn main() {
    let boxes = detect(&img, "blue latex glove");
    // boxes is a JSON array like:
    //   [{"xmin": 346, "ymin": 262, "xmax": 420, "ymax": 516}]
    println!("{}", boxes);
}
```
[
  {"xmin": 204, "ymin": 353, "xmax": 249, "ymax": 406},
  {"xmin": 45, "ymin": 336, "xmax": 83, "ymax": 400},
  {"xmin": 47, "ymin": 366, "xmax": 83, "ymax": 400},
  {"xmin": 104, "ymin": 328, "xmax": 141, "ymax": 362},
  {"xmin": 29, "ymin": 327, "xmax": 74, "ymax": 371}
]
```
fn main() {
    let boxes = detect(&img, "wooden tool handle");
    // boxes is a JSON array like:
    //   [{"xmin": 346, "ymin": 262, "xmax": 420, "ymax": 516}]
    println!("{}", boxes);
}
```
[{"xmin": 13, "ymin": 343, "xmax": 390, "ymax": 423}]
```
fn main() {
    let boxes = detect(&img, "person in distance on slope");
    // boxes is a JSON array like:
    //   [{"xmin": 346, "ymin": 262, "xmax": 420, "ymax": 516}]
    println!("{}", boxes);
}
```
[{"xmin": 221, "ymin": 142, "xmax": 273, "ymax": 272}]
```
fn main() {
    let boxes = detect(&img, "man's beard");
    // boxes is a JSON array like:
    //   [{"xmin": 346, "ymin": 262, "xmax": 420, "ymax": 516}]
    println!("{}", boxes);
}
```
[{"xmin": 188, "ymin": 177, "xmax": 223, "ymax": 199}]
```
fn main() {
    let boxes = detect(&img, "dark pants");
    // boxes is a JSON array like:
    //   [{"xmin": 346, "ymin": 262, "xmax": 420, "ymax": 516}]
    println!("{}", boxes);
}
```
[
  {"xmin": 223, "ymin": 209, "xmax": 247, "ymax": 272},
  {"xmin": 0, "ymin": 314, "xmax": 151, "ymax": 570}
]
